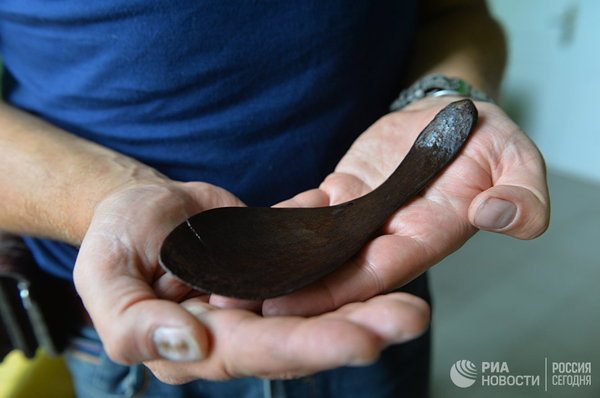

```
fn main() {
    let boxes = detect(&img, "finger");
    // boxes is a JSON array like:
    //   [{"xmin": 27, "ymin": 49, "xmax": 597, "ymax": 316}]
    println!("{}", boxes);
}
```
[
  {"xmin": 468, "ymin": 127, "xmax": 550, "ymax": 239},
  {"xmin": 152, "ymin": 272, "xmax": 194, "ymax": 301},
  {"xmin": 263, "ymin": 234, "xmax": 428, "ymax": 316},
  {"xmin": 74, "ymin": 232, "xmax": 209, "ymax": 365},
  {"xmin": 319, "ymin": 172, "xmax": 373, "ymax": 204},
  {"xmin": 469, "ymin": 183, "xmax": 550, "ymax": 239},
  {"xmin": 274, "ymin": 174, "xmax": 372, "ymax": 210},
  {"xmin": 333, "ymin": 293, "xmax": 430, "ymax": 344},
  {"xmin": 145, "ymin": 293, "xmax": 430, "ymax": 383},
  {"xmin": 274, "ymin": 188, "xmax": 330, "ymax": 208},
  {"xmin": 208, "ymin": 295, "xmax": 263, "ymax": 312}
]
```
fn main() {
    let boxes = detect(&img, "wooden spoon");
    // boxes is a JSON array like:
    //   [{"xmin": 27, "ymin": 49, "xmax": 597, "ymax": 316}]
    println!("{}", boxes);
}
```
[{"xmin": 159, "ymin": 99, "xmax": 478, "ymax": 299}]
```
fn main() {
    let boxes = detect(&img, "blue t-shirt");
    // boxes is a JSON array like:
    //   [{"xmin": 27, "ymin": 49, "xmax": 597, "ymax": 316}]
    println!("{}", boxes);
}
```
[{"xmin": 0, "ymin": 1, "xmax": 417, "ymax": 279}]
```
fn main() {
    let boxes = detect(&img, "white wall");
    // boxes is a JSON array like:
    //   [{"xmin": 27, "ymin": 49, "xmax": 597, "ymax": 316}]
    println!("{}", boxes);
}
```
[{"xmin": 489, "ymin": 0, "xmax": 600, "ymax": 183}]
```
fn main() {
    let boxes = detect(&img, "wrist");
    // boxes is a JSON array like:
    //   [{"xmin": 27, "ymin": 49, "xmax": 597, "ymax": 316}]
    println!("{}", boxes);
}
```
[
  {"xmin": 69, "ymin": 161, "xmax": 171, "ymax": 245},
  {"xmin": 0, "ymin": 101, "xmax": 172, "ymax": 245}
]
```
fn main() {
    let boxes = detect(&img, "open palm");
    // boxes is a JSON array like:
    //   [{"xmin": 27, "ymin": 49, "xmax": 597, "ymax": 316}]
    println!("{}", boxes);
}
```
[
  {"xmin": 264, "ymin": 97, "xmax": 550, "ymax": 316},
  {"xmin": 74, "ymin": 181, "xmax": 430, "ymax": 382}
]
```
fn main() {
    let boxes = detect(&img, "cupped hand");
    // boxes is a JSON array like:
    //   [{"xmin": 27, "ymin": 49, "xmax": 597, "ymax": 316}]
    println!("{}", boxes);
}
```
[
  {"xmin": 262, "ymin": 97, "xmax": 550, "ymax": 316},
  {"xmin": 73, "ymin": 181, "xmax": 430, "ymax": 382}
]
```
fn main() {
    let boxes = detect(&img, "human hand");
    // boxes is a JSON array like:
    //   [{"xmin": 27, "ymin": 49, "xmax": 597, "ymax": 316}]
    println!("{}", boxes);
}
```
[
  {"xmin": 73, "ymin": 181, "xmax": 430, "ymax": 382},
  {"xmin": 261, "ymin": 97, "xmax": 550, "ymax": 316}
]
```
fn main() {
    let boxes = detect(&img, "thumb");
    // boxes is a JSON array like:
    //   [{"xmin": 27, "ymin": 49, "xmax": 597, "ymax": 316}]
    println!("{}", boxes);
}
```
[
  {"xmin": 469, "ymin": 184, "xmax": 550, "ymax": 239},
  {"xmin": 106, "ymin": 298, "xmax": 209, "ymax": 364},
  {"xmin": 74, "ymin": 232, "xmax": 209, "ymax": 365}
]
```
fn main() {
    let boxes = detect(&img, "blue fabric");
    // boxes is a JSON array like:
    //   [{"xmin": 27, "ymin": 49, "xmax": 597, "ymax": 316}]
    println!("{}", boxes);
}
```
[{"xmin": 0, "ymin": 0, "xmax": 418, "ymax": 279}]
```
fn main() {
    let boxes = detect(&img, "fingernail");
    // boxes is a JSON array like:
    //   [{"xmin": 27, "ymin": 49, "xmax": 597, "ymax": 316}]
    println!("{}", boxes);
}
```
[
  {"xmin": 474, "ymin": 198, "xmax": 517, "ymax": 230},
  {"xmin": 153, "ymin": 327, "xmax": 203, "ymax": 362}
]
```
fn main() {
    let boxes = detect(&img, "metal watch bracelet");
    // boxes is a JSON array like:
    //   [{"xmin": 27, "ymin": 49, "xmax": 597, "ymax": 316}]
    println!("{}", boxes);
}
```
[{"xmin": 389, "ymin": 74, "xmax": 494, "ymax": 112}]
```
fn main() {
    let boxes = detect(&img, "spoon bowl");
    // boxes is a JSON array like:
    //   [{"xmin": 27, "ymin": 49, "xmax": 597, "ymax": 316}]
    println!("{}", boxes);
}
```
[{"xmin": 160, "ymin": 99, "xmax": 478, "ymax": 299}]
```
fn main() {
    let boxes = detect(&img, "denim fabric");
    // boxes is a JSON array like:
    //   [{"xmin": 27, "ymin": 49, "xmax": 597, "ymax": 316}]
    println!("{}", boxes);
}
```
[{"xmin": 65, "ymin": 327, "xmax": 430, "ymax": 398}]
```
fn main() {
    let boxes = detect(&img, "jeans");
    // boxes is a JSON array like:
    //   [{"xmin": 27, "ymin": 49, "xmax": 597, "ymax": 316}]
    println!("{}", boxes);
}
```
[{"xmin": 65, "ymin": 276, "xmax": 430, "ymax": 398}]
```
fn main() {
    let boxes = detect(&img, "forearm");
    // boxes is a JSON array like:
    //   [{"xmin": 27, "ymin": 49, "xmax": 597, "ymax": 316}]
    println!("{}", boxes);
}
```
[
  {"xmin": 0, "ymin": 101, "xmax": 166, "ymax": 245},
  {"xmin": 407, "ymin": 0, "xmax": 507, "ymax": 97}
]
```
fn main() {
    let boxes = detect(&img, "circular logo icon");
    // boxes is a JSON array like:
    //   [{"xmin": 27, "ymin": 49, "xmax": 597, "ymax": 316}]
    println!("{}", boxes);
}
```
[{"xmin": 450, "ymin": 360, "xmax": 478, "ymax": 388}]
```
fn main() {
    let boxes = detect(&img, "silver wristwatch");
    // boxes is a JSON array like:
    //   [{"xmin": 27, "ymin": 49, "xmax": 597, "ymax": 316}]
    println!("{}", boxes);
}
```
[{"xmin": 389, "ymin": 74, "xmax": 494, "ymax": 111}]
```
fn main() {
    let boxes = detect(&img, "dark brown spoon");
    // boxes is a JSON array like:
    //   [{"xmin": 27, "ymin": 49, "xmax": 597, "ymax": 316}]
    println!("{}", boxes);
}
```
[{"xmin": 160, "ymin": 99, "xmax": 478, "ymax": 300}]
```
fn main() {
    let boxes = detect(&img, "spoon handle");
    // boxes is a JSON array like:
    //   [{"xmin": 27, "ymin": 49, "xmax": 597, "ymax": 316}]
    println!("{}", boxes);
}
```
[{"xmin": 353, "ymin": 99, "xmax": 478, "ymax": 226}]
